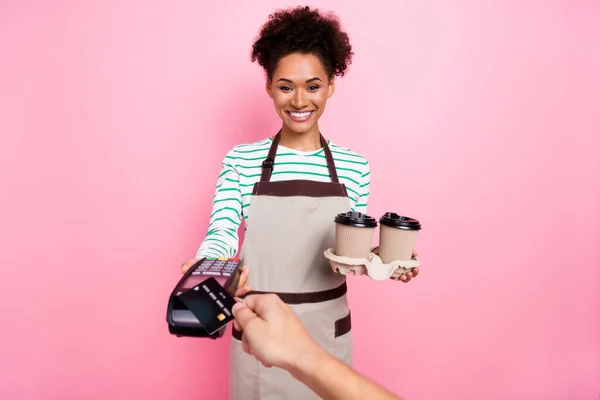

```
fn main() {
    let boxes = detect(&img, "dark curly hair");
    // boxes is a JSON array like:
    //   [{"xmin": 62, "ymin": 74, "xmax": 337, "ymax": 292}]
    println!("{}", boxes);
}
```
[{"xmin": 251, "ymin": 6, "xmax": 353, "ymax": 81}]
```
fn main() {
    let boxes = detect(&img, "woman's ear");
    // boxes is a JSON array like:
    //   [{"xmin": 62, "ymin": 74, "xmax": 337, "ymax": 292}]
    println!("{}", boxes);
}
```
[
  {"xmin": 327, "ymin": 78, "xmax": 335, "ymax": 99},
  {"xmin": 266, "ymin": 79, "xmax": 274, "ymax": 98}
]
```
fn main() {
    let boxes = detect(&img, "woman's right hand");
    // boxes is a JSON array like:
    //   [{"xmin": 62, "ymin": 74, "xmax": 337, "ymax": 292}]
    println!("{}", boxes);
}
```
[
  {"xmin": 181, "ymin": 258, "xmax": 198, "ymax": 274},
  {"xmin": 180, "ymin": 258, "xmax": 252, "ymax": 297}
]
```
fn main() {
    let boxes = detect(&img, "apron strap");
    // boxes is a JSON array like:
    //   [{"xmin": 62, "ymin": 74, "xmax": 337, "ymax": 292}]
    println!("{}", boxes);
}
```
[
  {"xmin": 260, "ymin": 131, "xmax": 280, "ymax": 182},
  {"xmin": 260, "ymin": 131, "xmax": 340, "ymax": 183},
  {"xmin": 320, "ymin": 135, "xmax": 340, "ymax": 183}
]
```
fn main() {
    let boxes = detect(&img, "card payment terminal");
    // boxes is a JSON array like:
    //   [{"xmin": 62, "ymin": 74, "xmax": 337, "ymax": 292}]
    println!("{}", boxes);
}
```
[{"xmin": 166, "ymin": 257, "xmax": 244, "ymax": 338}]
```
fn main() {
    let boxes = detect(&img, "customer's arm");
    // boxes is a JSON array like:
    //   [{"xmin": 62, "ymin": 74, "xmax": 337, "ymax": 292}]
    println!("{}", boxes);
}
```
[
  {"xmin": 287, "ymin": 338, "xmax": 402, "ymax": 400},
  {"xmin": 232, "ymin": 294, "xmax": 403, "ymax": 400}
]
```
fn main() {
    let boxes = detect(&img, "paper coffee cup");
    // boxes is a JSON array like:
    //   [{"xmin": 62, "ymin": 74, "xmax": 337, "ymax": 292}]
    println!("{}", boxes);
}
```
[
  {"xmin": 378, "ymin": 213, "xmax": 421, "ymax": 263},
  {"xmin": 334, "ymin": 212, "xmax": 377, "ymax": 259}
]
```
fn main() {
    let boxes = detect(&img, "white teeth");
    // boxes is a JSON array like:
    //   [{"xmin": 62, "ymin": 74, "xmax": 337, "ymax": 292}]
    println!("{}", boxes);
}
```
[{"xmin": 289, "ymin": 111, "xmax": 312, "ymax": 118}]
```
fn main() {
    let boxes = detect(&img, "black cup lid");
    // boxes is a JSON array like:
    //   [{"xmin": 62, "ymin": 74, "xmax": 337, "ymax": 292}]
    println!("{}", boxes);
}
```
[
  {"xmin": 334, "ymin": 211, "xmax": 377, "ymax": 228},
  {"xmin": 379, "ymin": 212, "xmax": 421, "ymax": 230}
]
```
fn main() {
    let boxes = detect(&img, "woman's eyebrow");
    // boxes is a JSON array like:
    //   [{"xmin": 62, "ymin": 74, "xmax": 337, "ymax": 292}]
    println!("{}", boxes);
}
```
[{"xmin": 276, "ymin": 77, "xmax": 323, "ymax": 83}]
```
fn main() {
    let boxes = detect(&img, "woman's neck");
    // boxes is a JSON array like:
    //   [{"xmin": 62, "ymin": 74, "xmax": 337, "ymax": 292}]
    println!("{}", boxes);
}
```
[{"xmin": 278, "ymin": 124, "xmax": 322, "ymax": 151}]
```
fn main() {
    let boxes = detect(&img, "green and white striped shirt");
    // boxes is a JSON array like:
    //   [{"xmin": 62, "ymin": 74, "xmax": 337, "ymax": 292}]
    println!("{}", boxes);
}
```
[{"xmin": 195, "ymin": 137, "xmax": 371, "ymax": 259}]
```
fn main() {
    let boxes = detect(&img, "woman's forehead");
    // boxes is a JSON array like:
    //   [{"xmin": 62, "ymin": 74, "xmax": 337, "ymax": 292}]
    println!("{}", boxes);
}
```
[{"xmin": 272, "ymin": 53, "xmax": 327, "ymax": 81}]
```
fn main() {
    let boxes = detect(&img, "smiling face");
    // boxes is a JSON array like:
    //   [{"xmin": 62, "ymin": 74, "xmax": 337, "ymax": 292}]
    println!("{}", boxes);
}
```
[{"xmin": 266, "ymin": 52, "xmax": 335, "ymax": 137}]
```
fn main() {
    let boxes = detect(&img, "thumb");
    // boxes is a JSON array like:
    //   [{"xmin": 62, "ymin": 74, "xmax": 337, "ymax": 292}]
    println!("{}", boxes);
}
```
[{"xmin": 232, "ymin": 302, "xmax": 258, "ymax": 330}]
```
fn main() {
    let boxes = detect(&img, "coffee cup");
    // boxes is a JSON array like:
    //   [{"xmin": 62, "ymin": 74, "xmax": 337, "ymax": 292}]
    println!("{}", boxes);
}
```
[
  {"xmin": 334, "ymin": 211, "xmax": 377, "ymax": 259},
  {"xmin": 378, "ymin": 213, "xmax": 421, "ymax": 263}
]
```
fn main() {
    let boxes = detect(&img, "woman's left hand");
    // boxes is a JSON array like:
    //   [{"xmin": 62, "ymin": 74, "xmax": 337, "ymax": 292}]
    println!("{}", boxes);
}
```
[
  {"xmin": 393, "ymin": 249, "xmax": 419, "ymax": 283},
  {"xmin": 371, "ymin": 247, "xmax": 420, "ymax": 283}
]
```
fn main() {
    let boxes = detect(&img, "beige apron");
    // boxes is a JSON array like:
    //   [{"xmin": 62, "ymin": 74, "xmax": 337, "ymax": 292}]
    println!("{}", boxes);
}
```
[{"xmin": 229, "ymin": 132, "xmax": 353, "ymax": 400}]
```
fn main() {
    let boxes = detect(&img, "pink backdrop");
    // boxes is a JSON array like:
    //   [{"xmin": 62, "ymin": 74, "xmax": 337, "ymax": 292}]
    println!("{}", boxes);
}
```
[{"xmin": 1, "ymin": 1, "xmax": 599, "ymax": 399}]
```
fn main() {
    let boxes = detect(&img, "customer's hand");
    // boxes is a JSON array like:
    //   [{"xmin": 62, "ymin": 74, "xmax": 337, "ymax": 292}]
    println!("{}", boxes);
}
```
[
  {"xmin": 233, "ymin": 295, "xmax": 405, "ymax": 400},
  {"xmin": 232, "ymin": 294, "xmax": 318, "ymax": 370},
  {"xmin": 180, "ymin": 258, "xmax": 251, "ymax": 297}
]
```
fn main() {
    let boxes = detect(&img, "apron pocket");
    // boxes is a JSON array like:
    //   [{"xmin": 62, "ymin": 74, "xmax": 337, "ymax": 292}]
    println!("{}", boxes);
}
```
[
  {"xmin": 333, "ymin": 311, "xmax": 353, "ymax": 366},
  {"xmin": 334, "ymin": 311, "xmax": 352, "ymax": 337}
]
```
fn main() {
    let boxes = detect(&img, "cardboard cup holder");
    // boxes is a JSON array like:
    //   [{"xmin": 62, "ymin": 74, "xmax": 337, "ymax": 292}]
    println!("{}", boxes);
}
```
[{"xmin": 324, "ymin": 247, "xmax": 420, "ymax": 281}]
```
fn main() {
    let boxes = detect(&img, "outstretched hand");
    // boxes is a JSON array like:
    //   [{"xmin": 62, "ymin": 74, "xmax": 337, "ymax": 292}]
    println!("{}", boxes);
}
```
[{"xmin": 232, "ymin": 293, "xmax": 318, "ymax": 370}]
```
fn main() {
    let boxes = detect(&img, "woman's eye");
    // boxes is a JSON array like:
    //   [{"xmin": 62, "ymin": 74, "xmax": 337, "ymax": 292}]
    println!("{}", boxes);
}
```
[
  {"xmin": 308, "ymin": 85, "xmax": 320, "ymax": 91},
  {"xmin": 280, "ymin": 86, "xmax": 291, "ymax": 92}
]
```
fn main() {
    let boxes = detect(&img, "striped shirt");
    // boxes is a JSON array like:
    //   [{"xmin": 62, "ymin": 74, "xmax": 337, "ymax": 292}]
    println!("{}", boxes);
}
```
[{"xmin": 195, "ymin": 137, "xmax": 371, "ymax": 259}]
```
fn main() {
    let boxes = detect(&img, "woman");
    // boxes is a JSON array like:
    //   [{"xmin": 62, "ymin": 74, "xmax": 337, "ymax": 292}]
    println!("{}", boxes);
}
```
[{"xmin": 181, "ymin": 6, "xmax": 418, "ymax": 399}]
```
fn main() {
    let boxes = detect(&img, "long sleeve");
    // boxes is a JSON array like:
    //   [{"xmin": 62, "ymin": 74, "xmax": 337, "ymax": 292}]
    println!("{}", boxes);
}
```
[
  {"xmin": 353, "ymin": 161, "xmax": 370, "ymax": 214},
  {"xmin": 195, "ymin": 149, "xmax": 243, "ymax": 259}
]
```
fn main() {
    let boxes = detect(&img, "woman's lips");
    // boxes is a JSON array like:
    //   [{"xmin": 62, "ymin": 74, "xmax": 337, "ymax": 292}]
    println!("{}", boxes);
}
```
[{"xmin": 287, "ymin": 110, "xmax": 314, "ymax": 122}]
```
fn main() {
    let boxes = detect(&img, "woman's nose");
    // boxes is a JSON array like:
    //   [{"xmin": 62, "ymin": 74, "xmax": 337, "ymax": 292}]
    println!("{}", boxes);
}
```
[{"xmin": 290, "ymin": 89, "xmax": 308, "ymax": 109}]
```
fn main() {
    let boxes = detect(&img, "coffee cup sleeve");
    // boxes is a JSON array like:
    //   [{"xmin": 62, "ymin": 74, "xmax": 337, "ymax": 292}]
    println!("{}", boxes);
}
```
[{"xmin": 323, "ymin": 247, "xmax": 420, "ymax": 281}]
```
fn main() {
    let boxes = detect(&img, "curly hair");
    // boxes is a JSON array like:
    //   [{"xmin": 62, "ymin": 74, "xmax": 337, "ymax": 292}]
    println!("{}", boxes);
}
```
[{"xmin": 251, "ymin": 6, "xmax": 353, "ymax": 80}]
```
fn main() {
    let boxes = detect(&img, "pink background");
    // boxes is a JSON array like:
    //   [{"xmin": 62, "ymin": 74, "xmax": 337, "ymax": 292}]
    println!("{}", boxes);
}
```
[{"xmin": 1, "ymin": 1, "xmax": 599, "ymax": 399}]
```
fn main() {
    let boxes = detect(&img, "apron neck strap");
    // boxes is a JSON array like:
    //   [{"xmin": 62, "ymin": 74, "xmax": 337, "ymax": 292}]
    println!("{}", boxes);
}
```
[
  {"xmin": 260, "ymin": 131, "xmax": 340, "ymax": 183},
  {"xmin": 320, "ymin": 135, "xmax": 340, "ymax": 183}
]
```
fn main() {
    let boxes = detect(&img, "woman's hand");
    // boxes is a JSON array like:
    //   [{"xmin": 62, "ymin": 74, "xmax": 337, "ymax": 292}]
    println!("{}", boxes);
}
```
[
  {"xmin": 181, "ymin": 258, "xmax": 198, "ymax": 274},
  {"xmin": 394, "ymin": 249, "xmax": 419, "ymax": 283},
  {"xmin": 180, "ymin": 258, "xmax": 252, "ymax": 296},
  {"xmin": 371, "ymin": 247, "xmax": 420, "ymax": 283},
  {"xmin": 235, "ymin": 265, "xmax": 252, "ymax": 298}
]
